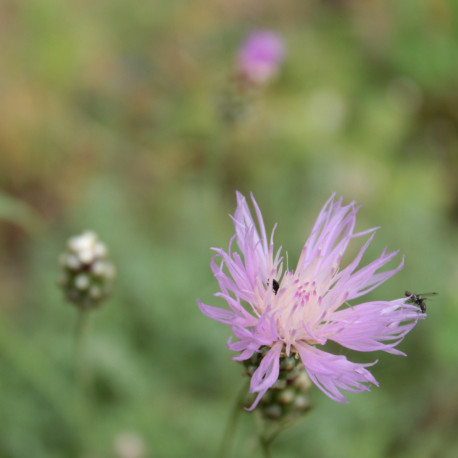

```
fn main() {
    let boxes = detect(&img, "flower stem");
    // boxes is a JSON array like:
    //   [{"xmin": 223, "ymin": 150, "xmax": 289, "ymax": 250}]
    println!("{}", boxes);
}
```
[
  {"xmin": 255, "ymin": 411, "xmax": 274, "ymax": 458},
  {"xmin": 258, "ymin": 434, "xmax": 273, "ymax": 458},
  {"xmin": 217, "ymin": 380, "xmax": 249, "ymax": 458},
  {"xmin": 74, "ymin": 309, "xmax": 90, "ymax": 391}
]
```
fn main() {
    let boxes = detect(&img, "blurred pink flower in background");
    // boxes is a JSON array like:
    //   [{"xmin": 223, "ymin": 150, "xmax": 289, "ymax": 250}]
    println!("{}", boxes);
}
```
[
  {"xmin": 237, "ymin": 30, "xmax": 285, "ymax": 85},
  {"xmin": 198, "ymin": 192, "xmax": 425, "ymax": 409}
]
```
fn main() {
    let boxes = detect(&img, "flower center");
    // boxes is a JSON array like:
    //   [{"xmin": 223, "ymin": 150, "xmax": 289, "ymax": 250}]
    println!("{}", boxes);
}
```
[{"xmin": 269, "ymin": 274, "xmax": 326, "ymax": 351}]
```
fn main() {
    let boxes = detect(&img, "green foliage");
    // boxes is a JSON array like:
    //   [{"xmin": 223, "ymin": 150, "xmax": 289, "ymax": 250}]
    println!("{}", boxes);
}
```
[{"xmin": 0, "ymin": 0, "xmax": 457, "ymax": 456}]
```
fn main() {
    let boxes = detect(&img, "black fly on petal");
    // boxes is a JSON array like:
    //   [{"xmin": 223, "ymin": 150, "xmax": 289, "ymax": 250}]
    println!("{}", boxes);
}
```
[{"xmin": 404, "ymin": 291, "xmax": 437, "ymax": 313}]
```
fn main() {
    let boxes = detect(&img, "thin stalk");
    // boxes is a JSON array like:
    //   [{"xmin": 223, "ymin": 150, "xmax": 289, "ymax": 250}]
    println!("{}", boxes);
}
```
[
  {"xmin": 256, "ymin": 408, "xmax": 311, "ymax": 457},
  {"xmin": 74, "ymin": 309, "xmax": 90, "ymax": 391},
  {"xmin": 217, "ymin": 380, "xmax": 249, "ymax": 458},
  {"xmin": 258, "ymin": 434, "xmax": 273, "ymax": 458},
  {"xmin": 255, "ymin": 411, "xmax": 273, "ymax": 458}
]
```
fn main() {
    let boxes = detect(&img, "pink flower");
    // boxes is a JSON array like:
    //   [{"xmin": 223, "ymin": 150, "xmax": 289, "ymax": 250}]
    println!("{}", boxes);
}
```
[
  {"xmin": 237, "ymin": 31, "xmax": 285, "ymax": 84},
  {"xmin": 198, "ymin": 192, "xmax": 425, "ymax": 410}
]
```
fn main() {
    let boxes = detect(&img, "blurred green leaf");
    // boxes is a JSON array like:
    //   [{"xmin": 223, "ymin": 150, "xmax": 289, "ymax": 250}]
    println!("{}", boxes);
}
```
[{"xmin": 0, "ymin": 192, "xmax": 44, "ymax": 233}]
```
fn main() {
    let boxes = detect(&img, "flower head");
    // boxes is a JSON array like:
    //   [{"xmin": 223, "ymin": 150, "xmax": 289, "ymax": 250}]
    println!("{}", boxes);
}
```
[
  {"xmin": 237, "ymin": 31, "xmax": 285, "ymax": 85},
  {"xmin": 58, "ymin": 230, "xmax": 116, "ymax": 309},
  {"xmin": 198, "ymin": 193, "xmax": 425, "ymax": 410}
]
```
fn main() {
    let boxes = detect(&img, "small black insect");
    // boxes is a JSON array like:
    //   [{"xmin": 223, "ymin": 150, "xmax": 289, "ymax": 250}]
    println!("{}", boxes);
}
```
[
  {"xmin": 405, "ymin": 290, "xmax": 437, "ymax": 313},
  {"xmin": 272, "ymin": 279, "xmax": 280, "ymax": 295}
]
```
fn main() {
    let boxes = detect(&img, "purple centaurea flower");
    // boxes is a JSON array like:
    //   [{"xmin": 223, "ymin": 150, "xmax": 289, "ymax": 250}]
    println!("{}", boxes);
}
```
[
  {"xmin": 237, "ymin": 31, "xmax": 285, "ymax": 85},
  {"xmin": 198, "ymin": 192, "xmax": 425, "ymax": 410}
]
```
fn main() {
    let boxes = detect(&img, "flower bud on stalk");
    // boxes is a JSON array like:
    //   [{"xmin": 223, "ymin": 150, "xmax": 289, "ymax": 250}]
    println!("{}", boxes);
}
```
[
  {"xmin": 58, "ymin": 231, "xmax": 115, "ymax": 309},
  {"xmin": 218, "ymin": 30, "xmax": 285, "ymax": 124}
]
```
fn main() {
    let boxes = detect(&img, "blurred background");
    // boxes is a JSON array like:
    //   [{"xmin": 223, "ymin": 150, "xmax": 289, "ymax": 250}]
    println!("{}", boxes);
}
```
[{"xmin": 0, "ymin": 0, "xmax": 457, "ymax": 457}]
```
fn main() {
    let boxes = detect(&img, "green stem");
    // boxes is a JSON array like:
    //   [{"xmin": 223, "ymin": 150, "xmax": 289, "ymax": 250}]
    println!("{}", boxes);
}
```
[
  {"xmin": 255, "ymin": 411, "xmax": 273, "ymax": 458},
  {"xmin": 217, "ymin": 380, "xmax": 249, "ymax": 458},
  {"xmin": 258, "ymin": 434, "xmax": 272, "ymax": 458},
  {"xmin": 74, "ymin": 309, "xmax": 90, "ymax": 391}
]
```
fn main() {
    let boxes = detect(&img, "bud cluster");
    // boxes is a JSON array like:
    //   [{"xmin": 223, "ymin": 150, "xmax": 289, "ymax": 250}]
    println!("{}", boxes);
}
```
[
  {"xmin": 58, "ymin": 231, "xmax": 115, "ymax": 309},
  {"xmin": 243, "ymin": 347, "xmax": 312, "ymax": 421}
]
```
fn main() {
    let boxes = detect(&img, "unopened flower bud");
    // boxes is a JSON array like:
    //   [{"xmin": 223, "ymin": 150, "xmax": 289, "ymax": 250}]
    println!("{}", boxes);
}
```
[
  {"xmin": 295, "ymin": 371, "xmax": 313, "ymax": 392},
  {"xmin": 278, "ymin": 388, "xmax": 295, "ymax": 405},
  {"xmin": 65, "ymin": 254, "xmax": 81, "ymax": 270},
  {"xmin": 264, "ymin": 404, "xmax": 282, "ymax": 419},
  {"xmin": 292, "ymin": 395, "xmax": 310, "ymax": 412},
  {"xmin": 218, "ymin": 30, "xmax": 285, "ymax": 124},
  {"xmin": 237, "ymin": 31, "xmax": 285, "ymax": 86},
  {"xmin": 58, "ymin": 230, "xmax": 115, "ymax": 309},
  {"xmin": 75, "ymin": 274, "xmax": 90, "ymax": 290}
]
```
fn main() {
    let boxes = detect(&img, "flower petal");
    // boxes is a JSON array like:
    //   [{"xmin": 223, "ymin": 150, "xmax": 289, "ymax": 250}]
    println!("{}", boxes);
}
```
[
  {"xmin": 298, "ymin": 195, "xmax": 354, "ymax": 270},
  {"xmin": 210, "ymin": 192, "xmax": 281, "ymax": 305},
  {"xmin": 327, "ymin": 299, "xmax": 425, "ymax": 355},
  {"xmin": 233, "ymin": 191, "xmax": 269, "ymax": 280},
  {"xmin": 197, "ymin": 300, "xmax": 237, "ymax": 325},
  {"xmin": 296, "ymin": 343, "xmax": 378, "ymax": 403},
  {"xmin": 246, "ymin": 341, "xmax": 283, "ymax": 411},
  {"xmin": 340, "ymin": 249, "xmax": 404, "ymax": 302}
]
